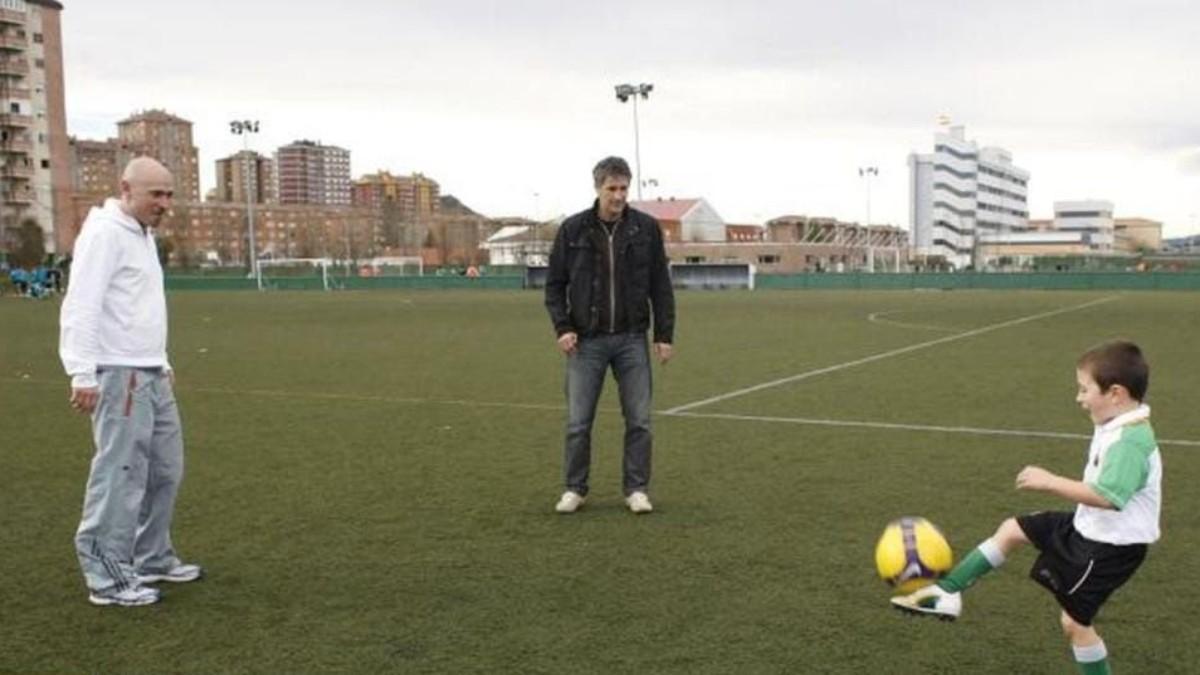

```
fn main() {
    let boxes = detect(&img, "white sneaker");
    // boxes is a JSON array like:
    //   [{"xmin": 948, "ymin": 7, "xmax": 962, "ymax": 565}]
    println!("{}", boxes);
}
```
[
  {"xmin": 625, "ymin": 491, "xmax": 653, "ymax": 514},
  {"xmin": 137, "ymin": 563, "xmax": 204, "ymax": 584},
  {"xmin": 890, "ymin": 583, "xmax": 962, "ymax": 620},
  {"xmin": 555, "ymin": 491, "xmax": 586, "ymax": 514},
  {"xmin": 88, "ymin": 584, "xmax": 160, "ymax": 607}
]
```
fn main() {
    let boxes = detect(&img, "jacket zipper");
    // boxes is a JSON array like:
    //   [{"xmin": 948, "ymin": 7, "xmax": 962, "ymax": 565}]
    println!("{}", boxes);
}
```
[{"xmin": 607, "ymin": 224, "xmax": 617, "ymax": 333}]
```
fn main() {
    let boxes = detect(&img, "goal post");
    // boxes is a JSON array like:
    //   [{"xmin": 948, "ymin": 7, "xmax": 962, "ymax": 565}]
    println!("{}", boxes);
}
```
[
  {"xmin": 363, "ymin": 256, "xmax": 424, "ymax": 277},
  {"xmin": 257, "ymin": 257, "xmax": 333, "ymax": 291}
]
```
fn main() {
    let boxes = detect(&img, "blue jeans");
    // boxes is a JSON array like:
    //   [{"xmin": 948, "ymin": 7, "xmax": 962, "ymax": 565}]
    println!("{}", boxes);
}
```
[{"xmin": 563, "ymin": 333, "xmax": 653, "ymax": 496}]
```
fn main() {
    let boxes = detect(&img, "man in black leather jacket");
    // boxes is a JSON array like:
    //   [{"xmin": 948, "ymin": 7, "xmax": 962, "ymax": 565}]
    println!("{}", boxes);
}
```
[{"xmin": 544, "ymin": 156, "xmax": 675, "ymax": 515}]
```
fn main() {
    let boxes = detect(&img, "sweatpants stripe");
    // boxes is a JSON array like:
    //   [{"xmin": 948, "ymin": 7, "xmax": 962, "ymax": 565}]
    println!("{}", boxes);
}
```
[
  {"xmin": 123, "ymin": 371, "xmax": 137, "ymax": 417},
  {"xmin": 94, "ymin": 541, "xmax": 128, "ymax": 591}
]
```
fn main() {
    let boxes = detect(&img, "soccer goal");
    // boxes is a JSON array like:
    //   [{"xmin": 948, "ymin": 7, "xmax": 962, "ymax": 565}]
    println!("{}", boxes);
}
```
[
  {"xmin": 258, "ymin": 257, "xmax": 334, "ymax": 291},
  {"xmin": 364, "ymin": 256, "xmax": 425, "ymax": 277},
  {"xmin": 669, "ymin": 262, "xmax": 756, "ymax": 290}
]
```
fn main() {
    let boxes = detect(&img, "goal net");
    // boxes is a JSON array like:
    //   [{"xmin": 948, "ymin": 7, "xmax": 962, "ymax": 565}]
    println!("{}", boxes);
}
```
[
  {"xmin": 258, "ymin": 257, "xmax": 333, "ymax": 291},
  {"xmin": 362, "ymin": 256, "xmax": 425, "ymax": 277}
]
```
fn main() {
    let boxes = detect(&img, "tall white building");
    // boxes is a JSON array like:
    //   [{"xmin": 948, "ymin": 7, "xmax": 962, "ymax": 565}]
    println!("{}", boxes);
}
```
[
  {"xmin": 1054, "ymin": 200, "xmax": 1114, "ymax": 250},
  {"xmin": 908, "ymin": 125, "xmax": 1029, "ymax": 269}
]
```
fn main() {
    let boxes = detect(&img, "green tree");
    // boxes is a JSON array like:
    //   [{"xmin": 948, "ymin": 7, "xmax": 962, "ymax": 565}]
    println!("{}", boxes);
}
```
[{"xmin": 9, "ymin": 218, "xmax": 45, "ymax": 269}]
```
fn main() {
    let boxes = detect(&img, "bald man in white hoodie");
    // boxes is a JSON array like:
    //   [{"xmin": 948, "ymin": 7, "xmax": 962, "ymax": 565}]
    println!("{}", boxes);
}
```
[{"xmin": 60, "ymin": 157, "xmax": 202, "ymax": 607}]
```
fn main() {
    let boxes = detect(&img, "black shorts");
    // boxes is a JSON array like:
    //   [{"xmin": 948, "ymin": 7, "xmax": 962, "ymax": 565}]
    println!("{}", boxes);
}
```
[{"xmin": 1017, "ymin": 511, "xmax": 1147, "ymax": 626}]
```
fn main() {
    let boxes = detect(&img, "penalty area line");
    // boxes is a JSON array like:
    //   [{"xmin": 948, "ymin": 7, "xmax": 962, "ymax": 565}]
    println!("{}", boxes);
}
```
[
  {"xmin": 663, "ymin": 295, "xmax": 1122, "ymax": 415},
  {"xmin": 661, "ymin": 410, "xmax": 1200, "ymax": 448}
]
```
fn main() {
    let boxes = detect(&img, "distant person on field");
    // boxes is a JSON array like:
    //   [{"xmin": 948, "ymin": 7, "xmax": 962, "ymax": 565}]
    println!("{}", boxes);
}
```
[
  {"xmin": 893, "ymin": 340, "xmax": 1161, "ymax": 675},
  {"xmin": 544, "ymin": 156, "xmax": 675, "ymax": 515},
  {"xmin": 59, "ymin": 157, "xmax": 203, "ymax": 607}
]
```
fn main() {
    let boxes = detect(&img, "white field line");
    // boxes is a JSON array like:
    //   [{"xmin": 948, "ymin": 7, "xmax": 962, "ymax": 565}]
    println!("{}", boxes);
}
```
[
  {"xmin": 664, "ymin": 411, "xmax": 1200, "ymax": 448},
  {"xmin": 190, "ymin": 386, "xmax": 569, "ymax": 412},
  {"xmin": 662, "ymin": 295, "xmax": 1122, "ymax": 415},
  {"xmin": 866, "ymin": 309, "xmax": 959, "ymax": 333},
  {"xmin": 2, "ymin": 378, "xmax": 567, "ymax": 413},
  {"xmin": 9, "ymin": 376, "xmax": 1198, "ymax": 446}
]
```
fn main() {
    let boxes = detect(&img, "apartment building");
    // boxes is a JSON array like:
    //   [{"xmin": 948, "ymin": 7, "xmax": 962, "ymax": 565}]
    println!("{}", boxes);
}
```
[
  {"xmin": 276, "ymin": 140, "xmax": 351, "ymax": 205},
  {"xmin": 909, "ymin": 124, "xmax": 1029, "ymax": 269},
  {"xmin": 0, "ymin": 0, "xmax": 68, "ymax": 253},
  {"xmin": 215, "ymin": 150, "xmax": 276, "ymax": 204},
  {"xmin": 116, "ymin": 109, "xmax": 201, "ymax": 201}
]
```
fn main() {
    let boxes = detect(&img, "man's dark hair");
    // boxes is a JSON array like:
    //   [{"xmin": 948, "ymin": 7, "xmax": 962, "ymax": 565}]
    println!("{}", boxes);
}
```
[
  {"xmin": 593, "ymin": 156, "xmax": 632, "ymax": 188},
  {"xmin": 1077, "ymin": 340, "xmax": 1149, "ymax": 401}
]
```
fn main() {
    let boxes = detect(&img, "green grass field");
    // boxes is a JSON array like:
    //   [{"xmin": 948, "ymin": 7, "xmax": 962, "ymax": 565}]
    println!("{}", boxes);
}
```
[{"xmin": 2, "ymin": 289, "xmax": 1198, "ymax": 674}]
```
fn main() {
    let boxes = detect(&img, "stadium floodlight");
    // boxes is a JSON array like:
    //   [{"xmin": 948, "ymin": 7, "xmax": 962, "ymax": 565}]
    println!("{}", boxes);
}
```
[
  {"xmin": 858, "ymin": 166, "xmax": 879, "ymax": 272},
  {"xmin": 614, "ymin": 82, "xmax": 653, "ymax": 200},
  {"xmin": 230, "ymin": 119, "xmax": 263, "ymax": 290}
]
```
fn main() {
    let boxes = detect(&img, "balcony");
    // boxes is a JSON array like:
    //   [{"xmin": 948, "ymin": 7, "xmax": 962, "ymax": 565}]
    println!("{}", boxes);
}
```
[
  {"xmin": 0, "ymin": 86, "xmax": 30, "ymax": 99},
  {"xmin": 0, "ymin": 9, "xmax": 24, "ymax": 26},
  {"xmin": 0, "ymin": 162, "xmax": 33, "ymax": 179},
  {"xmin": 0, "ymin": 57, "xmax": 27, "ymax": 76},
  {"xmin": 0, "ymin": 112, "xmax": 31, "ymax": 127},
  {"xmin": 3, "ymin": 189, "xmax": 32, "ymax": 205},
  {"xmin": 0, "ymin": 34, "xmax": 25, "ymax": 50},
  {"xmin": 1, "ymin": 136, "xmax": 31, "ymax": 153}
]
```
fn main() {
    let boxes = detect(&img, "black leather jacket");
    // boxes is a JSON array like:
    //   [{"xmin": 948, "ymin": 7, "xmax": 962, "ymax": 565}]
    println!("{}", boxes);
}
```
[{"xmin": 544, "ymin": 202, "xmax": 675, "ymax": 343}]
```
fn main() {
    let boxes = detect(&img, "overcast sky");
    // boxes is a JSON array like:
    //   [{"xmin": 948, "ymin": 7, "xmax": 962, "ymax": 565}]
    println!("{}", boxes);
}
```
[{"xmin": 62, "ymin": 0, "xmax": 1200, "ymax": 236}]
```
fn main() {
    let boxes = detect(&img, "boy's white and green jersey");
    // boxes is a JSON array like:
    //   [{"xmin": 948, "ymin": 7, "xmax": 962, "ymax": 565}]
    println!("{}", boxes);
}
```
[{"xmin": 1075, "ymin": 404, "xmax": 1162, "ymax": 545}]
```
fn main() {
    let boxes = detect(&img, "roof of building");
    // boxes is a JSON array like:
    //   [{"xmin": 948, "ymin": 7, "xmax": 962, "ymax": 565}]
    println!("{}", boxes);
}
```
[
  {"xmin": 118, "ymin": 109, "xmax": 193, "ymax": 125},
  {"xmin": 29, "ymin": 1, "xmax": 64, "ymax": 10},
  {"xmin": 629, "ymin": 198, "xmax": 699, "ymax": 221},
  {"xmin": 485, "ymin": 225, "xmax": 556, "ymax": 245},
  {"xmin": 69, "ymin": 137, "xmax": 122, "ymax": 150}
]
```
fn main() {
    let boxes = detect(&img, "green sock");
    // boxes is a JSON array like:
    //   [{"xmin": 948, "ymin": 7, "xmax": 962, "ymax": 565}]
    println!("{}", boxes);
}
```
[
  {"xmin": 1076, "ymin": 658, "xmax": 1111, "ymax": 675},
  {"xmin": 937, "ymin": 545, "xmax": 998, "ymax": 593}
]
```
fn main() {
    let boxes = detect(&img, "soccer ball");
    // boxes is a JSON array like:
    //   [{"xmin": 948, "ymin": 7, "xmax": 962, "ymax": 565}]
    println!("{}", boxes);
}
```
[{"xmin": 874, "ymin": 517, "xmax": 953, "ymax": 594}]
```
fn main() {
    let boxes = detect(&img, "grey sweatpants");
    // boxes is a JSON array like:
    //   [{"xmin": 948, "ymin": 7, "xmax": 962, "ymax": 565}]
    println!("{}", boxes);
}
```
[{"xmin": 75, "ymin": 366, "xmax": 185, "ymax": 592}]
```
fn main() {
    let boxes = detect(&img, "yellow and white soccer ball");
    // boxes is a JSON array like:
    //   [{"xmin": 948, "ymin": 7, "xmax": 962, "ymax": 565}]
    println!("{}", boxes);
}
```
[{"xmin": 874, "ymin": 517, "xmax": 954, "ymax": 594}]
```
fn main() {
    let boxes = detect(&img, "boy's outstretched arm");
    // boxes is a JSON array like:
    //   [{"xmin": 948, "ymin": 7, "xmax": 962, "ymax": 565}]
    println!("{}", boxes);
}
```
[{"xmin": 1016, "ymin": 465, "xmax": 1113, "ymax": 508}]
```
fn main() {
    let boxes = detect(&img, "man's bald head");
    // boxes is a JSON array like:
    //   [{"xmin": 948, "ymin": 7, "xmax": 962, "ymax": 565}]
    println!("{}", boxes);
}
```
[
  {"xmin": 119, "ymin": 156, "xmax": 174, "ymax": 229},
  {"xmin": 122, "ymin": 156, "xmax": 173, "ymax": 185}
]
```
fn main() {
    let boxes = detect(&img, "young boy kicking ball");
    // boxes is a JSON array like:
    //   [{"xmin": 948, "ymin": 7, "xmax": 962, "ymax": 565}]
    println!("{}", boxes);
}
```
[{"xmin": 893, "ymin": 340, "xmax": 1161, "ymax": 675}]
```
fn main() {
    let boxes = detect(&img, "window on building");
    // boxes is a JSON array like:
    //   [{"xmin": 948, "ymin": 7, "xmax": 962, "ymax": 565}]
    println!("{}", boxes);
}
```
[
  {"xmin": 758, "ymin": 255, "xmax": 781, "ymax": 264},
  {"xmin": 40, "ymin": 159, "xmax": 49, "ymax": 169},
  {"xmin": 32, "ymin": 32, "xmax": 42, "ymax": 43},
  {"xmin": 684, "ymin": 256, "xmax": 705, "ymax": 264},
  {"xmin": 34, "ymin": 58, "xmax": 44, "ymax": 69}
]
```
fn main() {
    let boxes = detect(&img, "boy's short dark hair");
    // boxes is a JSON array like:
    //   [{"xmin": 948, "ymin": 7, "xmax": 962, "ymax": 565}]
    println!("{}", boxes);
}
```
[
  {"xmin": 1078, "ymin": 340, "xmax": 1149, "ymax": 401},
  {"xmin": 593, "ymin": 156, "xmax": 632, "ymax": 188}
]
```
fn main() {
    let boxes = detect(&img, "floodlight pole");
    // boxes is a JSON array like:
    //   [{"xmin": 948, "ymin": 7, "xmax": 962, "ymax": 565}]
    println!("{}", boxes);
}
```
[
  {"xmin": 858, "ymin": 166, "xmax": 878, "ymax": 272},
  {"xmin": 231, "ymin": 119, "xmax": 262, "ymax": 290},
  {"xmin": 532, "ymin": 191, "xmax": 542, "ymax": 265},
  {"xmin": 615, "ymin": 83, "xmax": 653, "ymax": 201}
]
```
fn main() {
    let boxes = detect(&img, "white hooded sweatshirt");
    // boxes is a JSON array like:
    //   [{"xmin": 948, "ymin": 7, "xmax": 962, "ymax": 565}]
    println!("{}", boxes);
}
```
[{"xmin": 59, "ymin": 198, "xmax": 171, "ymax": 389}]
